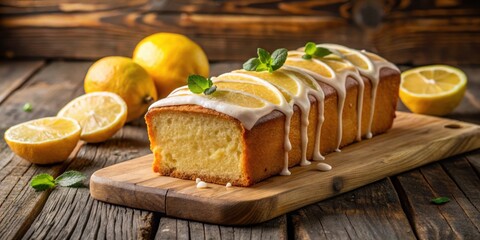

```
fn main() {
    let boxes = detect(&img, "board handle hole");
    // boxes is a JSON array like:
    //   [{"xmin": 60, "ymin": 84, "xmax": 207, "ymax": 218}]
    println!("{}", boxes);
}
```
[{"xmin": 444, "ymin": 124, "xmax": 462, "ymax": 129}]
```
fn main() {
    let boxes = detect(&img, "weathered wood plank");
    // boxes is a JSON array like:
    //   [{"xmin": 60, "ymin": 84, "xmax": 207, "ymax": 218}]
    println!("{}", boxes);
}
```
[
  {"xmin": 440, "ymin": 155, "xmax": 480, "ymax": 230},
  {"xmin": 0, "ymin": 0, "xmax": 148, "ymax": 14},
  {"xmin": 2, "ymin": 0, "xmax": 478, "ymax": 17},
  {"xmin": 0, "ymin": 61, "xmax": 90, "ymax": 240},
  {"xmin": 154, "ymin": 215, "xmax": 287, "ymax": 239},
  {"xmin": 1, "ymin": 1, "xmax": 479, "ymax": 64},
  {"xmin": 0, "ymin": 13, "xmax": 359, "ymax": 61},
  {"xmin": 394, "ymin": 160, "xmax": 480, "ymax": 239},
  {"xmin": 22, "ymin": 110, "xmax": 157, "ymax": 239},
  {"xmin": 466, "ymin": 149, "xmax": 480, "ymax": 176},
  {"xmin": 0, "ymin": 61, "xmax": 44, "ymax": 104},
  {"xmin": 290, "ymin": 178, "xmax": 415, "ymax": 239},
  {"xmin": 0, "ymin": 0, "xmax": 380, "ymax": 16}
]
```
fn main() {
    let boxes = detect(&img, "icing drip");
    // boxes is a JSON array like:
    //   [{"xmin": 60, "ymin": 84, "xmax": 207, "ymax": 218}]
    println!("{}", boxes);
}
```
[
  {"xmin": 285, "ymin": 52, "xmax": 349, "ymax": 152},
  {"xmin": 316, "ymin": 44, "xmax": 374, "ymax": 139},
  {"xmin": 316, "ymin": 163, "xmax": 332, "ymax": 171},
  {"xmin": 281, "ymin": 115, "xmax": 292, "ymax": 175},
  {"xmin": 282, "ymin": 66, "xmax": 325, "ymax": 161},
  {"xmin": 149, "ymin": 44, "xmax": 398, "ymax": 178},
  {"xmin": 349, "ymin": 72, "xmax": 364, "ymax": 142},
  {"xmin": 362, "ymin": 50, "xmax": 399, "ymax": 138}
]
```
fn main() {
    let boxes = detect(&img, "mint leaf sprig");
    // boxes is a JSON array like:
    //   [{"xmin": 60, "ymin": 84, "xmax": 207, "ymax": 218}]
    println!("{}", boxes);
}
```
[
  {"xmin": 187, "ymin": 75, "xmax": 217, "ymax": 95},
  {"xmin": 243, "ymin": 48, "xmax": 288, "ymax": 73},
  {"xmin": 30, "ymin": 170, "xmax": 86, "ymax": 192},
  {"xmin": 431, "ymin": 196, "xmax": 450, "ymax": 205},
  {"xmin": 23, "ymin": 102, "xmax": 33, "ymax": 112},
  {"xmin": 302, "ymin": 42, "xmax": 332, "ymax": 60}
]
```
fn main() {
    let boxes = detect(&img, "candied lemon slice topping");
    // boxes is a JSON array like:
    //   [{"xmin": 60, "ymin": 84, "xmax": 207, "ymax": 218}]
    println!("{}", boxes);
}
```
[
  {"xmin": 207, "ymin": 90, "xmax": 265, "ymax": 108},
  {"xmin": 214, "ymin": 81, "xmax": 283, "ymax": 105}
]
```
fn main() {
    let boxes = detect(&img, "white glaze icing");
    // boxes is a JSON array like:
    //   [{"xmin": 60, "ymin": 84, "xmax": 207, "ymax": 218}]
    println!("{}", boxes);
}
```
[
  {"xmin": 285, "ymin": 51, "xmax": 352, "ymax": 152},
  {"xmin": 316, "ymin": 162, "xmax": 332, "ymax": 171},
  {"xmin": 361, "ymin": 50, "xmax": 400, "ymax": 138},
  {"xmin": 149, "ymin": 44, "xmax": 398, "ymax": 178},
  {"xmin": 280, "ymin": 66, "xmax": 326, "ymax": 161},
  {"xmin": 196, "ymin": 181, "xmax": 208, "ymax": 189}
]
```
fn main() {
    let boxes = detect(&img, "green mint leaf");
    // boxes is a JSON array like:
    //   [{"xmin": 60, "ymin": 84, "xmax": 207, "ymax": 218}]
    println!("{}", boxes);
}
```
[
  {"xmin": 243, "ymin": 58, "xmax": 260, "ymax": 71},
  {"xmin": 305, "ymin": 42, "xmax": 317, "ymax": 56},
  {"xmin": 203, "ymin": 85, "xmax": 217, "ymax": 95},
  {"xmin": 188, "ymin": 75, "xmax": 208, "ymax": 94},
  {"xmin": 207, "ymin": 77, "xmax": 213, "ymax": 88},
  {"xmin": 302, "ymin": 42, "xmax": 333, "ymax": 60},
  {"xmin": 187, "ymin": 75, "xmax": 217, "ymax": 95},
  {"xmin": 431, "ymin": 197, "xmax": 450, "ymax": 205},
  {"xmin": 55, "ymin": 170, "xmax": 86, "ymax": 187},
  {"xmin": 244, "ymin": 48, "xmax": 287, "ymax": 72},
  {"xmin": 23, "ymin": 103, "xmax": 33, "ymax": 112},
  {"xmin": 257, "ymin": 48, "xmax": 270, "ymax": 64},
  {"xmin": 314, "ymin": 47, "xmax": 332, "ymax": 58},
  {"xmin": 31, "ymin": 173, "xmax": 56, "ymax": 191},
  {"xmin": 256, "ymin": 64, "xmax": 269, "ymax": 72},
  {"xmin": 302, "ymin": 54, "xmax": 312, "ymax": 60},
  {"xmin": 270, "ymin": 48, "xmax": 288, "ymax": 71}
]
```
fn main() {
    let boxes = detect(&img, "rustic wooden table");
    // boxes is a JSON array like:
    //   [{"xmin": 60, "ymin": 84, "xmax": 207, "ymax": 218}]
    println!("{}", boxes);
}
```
[{"xmin": 0, "ymin": 60, "xmax": 479, "ymax": 239}]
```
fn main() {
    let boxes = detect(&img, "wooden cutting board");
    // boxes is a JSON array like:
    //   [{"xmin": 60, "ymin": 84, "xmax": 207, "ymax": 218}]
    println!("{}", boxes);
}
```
[{"xmin": 90, "ymin": 112, "xmax": 480, "ymax": 225}]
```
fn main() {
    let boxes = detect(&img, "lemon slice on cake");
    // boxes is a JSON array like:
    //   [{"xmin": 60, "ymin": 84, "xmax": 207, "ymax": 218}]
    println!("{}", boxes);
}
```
[
  {"xmin": 400, "ymin": 65, "xmax": 467, "ymax": 116},
  {"xmin": 214, "ymin": 81, "xmax": 285, "ymax": 104},
  {"xmin": 4, "ymin": 117, "xmax": 81, "ymax": 164},
  {"xmin": 58, "ymin": 92, "xmax": 127, "ymax": 143}
]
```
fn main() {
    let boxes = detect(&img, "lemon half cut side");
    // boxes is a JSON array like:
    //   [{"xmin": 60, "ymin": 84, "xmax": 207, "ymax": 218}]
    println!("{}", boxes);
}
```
[
  {"xmin": 58, "ymin": 92, "xmax": 127, "ymax": 143},
  {"xmin": 4, "ymin": 117, "xmax": 81, "ymax": 164},
  {"xmin": 400, "ymin": 65, "xmax": 467, "ymax": 116}
]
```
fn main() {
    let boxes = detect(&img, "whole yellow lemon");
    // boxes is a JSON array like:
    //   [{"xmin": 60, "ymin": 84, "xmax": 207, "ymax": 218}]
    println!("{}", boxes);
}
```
[
  {"xmin": 84, "ymin": 56, "xmax": 158, "ymax": 122},
  {"xmin": 133, "ymin": 33, "xmax": 209, "ymax": 98}
]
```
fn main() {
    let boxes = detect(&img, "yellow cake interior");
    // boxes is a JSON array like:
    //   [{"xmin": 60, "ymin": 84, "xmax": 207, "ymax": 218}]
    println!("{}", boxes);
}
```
[{"xmin": 149, "ymin": 109, "xmax": 245, "ymax": 182}]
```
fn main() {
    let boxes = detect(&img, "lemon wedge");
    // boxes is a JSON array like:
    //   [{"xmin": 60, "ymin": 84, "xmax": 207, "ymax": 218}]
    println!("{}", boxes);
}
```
[
  {"xmin": 57, "ymin": 92, "xmax": 127, "ymax": 143},
  {"xmin": 400, "ymin": 65, "xmax": 467, "ymax": 116},
  {"xmin": 4, "ymin": 117, "xmax": 81, "ymax": 164}
]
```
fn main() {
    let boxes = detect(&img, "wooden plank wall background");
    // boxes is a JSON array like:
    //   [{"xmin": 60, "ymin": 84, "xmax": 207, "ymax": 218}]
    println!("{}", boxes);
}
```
[{"xmin": 0, "ymin": 0, "xmax": 479, "ymax": 64}]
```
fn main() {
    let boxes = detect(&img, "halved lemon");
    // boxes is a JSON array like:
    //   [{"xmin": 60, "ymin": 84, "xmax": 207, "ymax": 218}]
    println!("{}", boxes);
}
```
[
  {"xmin": 4, "ymin": 117, "xmax": 81, "ymax": 164},
  {"xmin": 57, "ymin": 92, "xmax": 127, "ymax": 143},
  {"xmin": 400, "ymin": 65, "xmax": 467, "ymax": 116}
]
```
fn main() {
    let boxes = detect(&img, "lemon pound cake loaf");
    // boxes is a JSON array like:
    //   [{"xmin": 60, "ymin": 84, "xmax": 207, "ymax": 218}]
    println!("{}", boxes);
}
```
[{"xmin": 145, "ymin": 43, "xmax": 400, "ymax": 187}]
